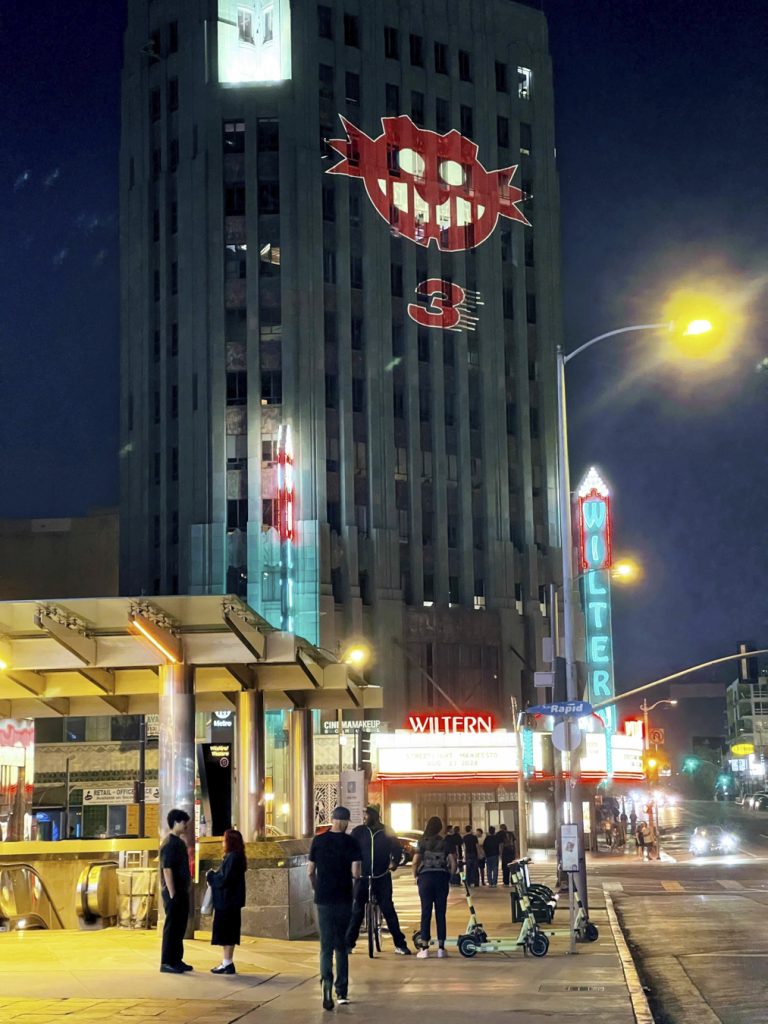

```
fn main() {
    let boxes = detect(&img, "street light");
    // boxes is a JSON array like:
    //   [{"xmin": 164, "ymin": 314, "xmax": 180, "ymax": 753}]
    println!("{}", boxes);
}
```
[
  {"xmin": 555, "ymin": 313, "xmax": 719, "ymax": 871},
  {"xmin": 641, "ymin": 698, "xmax": 678, "ymax": 751}
]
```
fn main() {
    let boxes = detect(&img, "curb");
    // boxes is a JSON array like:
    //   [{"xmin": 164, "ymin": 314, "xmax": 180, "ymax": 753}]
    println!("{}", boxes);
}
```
[{"xmin": 604, "ymin": 889, "xmax": 655, "ymax": 1024}]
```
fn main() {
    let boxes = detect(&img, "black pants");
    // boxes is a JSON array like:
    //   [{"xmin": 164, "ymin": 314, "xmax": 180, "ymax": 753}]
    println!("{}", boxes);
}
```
[
  {"xmin": 161, "ymin": 892, "xmax": 189, "ymax": 966},
  {"xmin": 346, "ymin": 874, "xmax": 406, "ymax": 949},
  {"xmin": 478, "ymin": 859, "xmax": 486, "ymax": 885},
  {"xmin": 502, "ymin": 856, "xmax": 516, "ymax": 886},
  {"xmin": 465, "ymin": 858, "xmax": 479, "ymax": 886},
  {"xmin": 317, "ymin": 902, "xmax": 351, "ymax": 997},
  {"xmin": 417, "ymin": 872, "xmax": 450, "ymax": 945}
]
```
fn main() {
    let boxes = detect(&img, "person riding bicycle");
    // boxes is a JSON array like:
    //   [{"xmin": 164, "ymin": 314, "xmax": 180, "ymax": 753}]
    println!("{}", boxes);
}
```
[{"xmin": 346, "ymin": 806, "xmax": 412, "ymax": 955}]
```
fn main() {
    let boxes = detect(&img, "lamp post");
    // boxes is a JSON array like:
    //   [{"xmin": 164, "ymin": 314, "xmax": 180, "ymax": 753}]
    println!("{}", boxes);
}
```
[
  {"xmin": 641, "ymin": 698, "xmax": 678, "ymax": 751},
  {"xmin": 555, "ymin": 317, "xmax": 714, "ymax": 872}
]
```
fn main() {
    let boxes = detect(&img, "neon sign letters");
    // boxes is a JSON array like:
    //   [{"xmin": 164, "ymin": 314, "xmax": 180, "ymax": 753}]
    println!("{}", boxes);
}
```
[
  {"xmin": 576, "ymin": 467, "xmax": 616, "ymax": 746},
  {"xmin": 406, "ymin": 278, "xmax": 482, "ymax": 332},
  {"xmin": 327, "ymin": 115, "xmax": 529, "ymax": 252},
  {"xmin": 407, "ymin": 713, "xmax": 495, "ymax": 734}
]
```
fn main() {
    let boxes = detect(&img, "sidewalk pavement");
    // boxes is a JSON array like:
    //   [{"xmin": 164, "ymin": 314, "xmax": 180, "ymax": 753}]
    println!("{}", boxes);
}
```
[{"xmin": 0, "ymin": 871, "xmax": 649, "ymax": 1024}]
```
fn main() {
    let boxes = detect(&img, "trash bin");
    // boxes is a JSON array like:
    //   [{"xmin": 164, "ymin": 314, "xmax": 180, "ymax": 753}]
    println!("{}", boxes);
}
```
[{"xmin": 117, "ymin": 868, "xmax": 157, "ymax": 929}]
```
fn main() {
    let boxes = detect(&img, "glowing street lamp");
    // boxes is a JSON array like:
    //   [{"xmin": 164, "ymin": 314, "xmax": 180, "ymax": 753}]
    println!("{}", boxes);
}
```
[
  {"xmin": 341, "ymin": 642, "xmax": 372, "ymax": 671},
  {"xmin": 612, "ymin": 559, "xmax": 641, "ymax": 583}
]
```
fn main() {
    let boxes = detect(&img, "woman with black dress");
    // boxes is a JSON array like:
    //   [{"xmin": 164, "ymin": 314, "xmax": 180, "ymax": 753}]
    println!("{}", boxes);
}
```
[{"xmin": 206, "ymin": 828, "xmax": 247, "ymax": 974}]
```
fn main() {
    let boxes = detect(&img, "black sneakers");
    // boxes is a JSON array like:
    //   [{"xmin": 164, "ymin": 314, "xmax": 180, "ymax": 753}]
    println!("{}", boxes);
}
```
[
  {"xmin": 179, "ymin": 962, "xmax": 194, "ymax": 972},
  {"xmin": 160, "ymin": 964, "xmax": 183, "ymax": 973}
]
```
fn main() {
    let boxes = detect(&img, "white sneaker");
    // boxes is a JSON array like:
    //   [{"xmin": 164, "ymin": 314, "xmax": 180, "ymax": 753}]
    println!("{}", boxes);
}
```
[
  {"xmin": 416, "ymin": 948, "xmax": 429, "ymax": 959},
  {"xmin": 437, "ymin": 948, "xmax": 448, "ymax": 959}
]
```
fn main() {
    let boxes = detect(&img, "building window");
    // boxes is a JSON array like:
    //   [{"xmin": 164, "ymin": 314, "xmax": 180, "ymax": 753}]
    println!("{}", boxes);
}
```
[
  {"xmin": 345, "ymin": 71, "xmax": 360, "ymax": 104},
  {"xmin": 392, "ymin": 323, "xmax": 404, "ymax": 356},
  {"xmin": 518, "ymin": 66, "xmax": 533, "ymax": 100},
  {"xmin": 418, "ymin": 330, "xmax": 430, "ymax": 362},
  {"xmin": 458, "ymin": 49, "xmax": 472, "ymax": 82},
  {"xmin": 460, "ymin": 105, "xmax": 473, "ymax": 138},
  {"xmin": 169, "ymin": 138, "xmax": 179, "ymax": 172},
  {"xmin": 384, "ymin": 26, "xmax": 399, "ymax": 59},
  {"xmin": 168, "ymin": 20, "xmax": 178, "ymax": 53},
  {"xmin": 393, "ymin": 384, "xmax": 405, "ymax": 419},
  {"xmin": 352, "ymin": 378, "xmax": 365, "ymax": 412},
  {"xmin": 225, "ymin": 183, "xmax": 246, "ymax": 215},
  {"xmin": 495, "ymin": 60, "xmax": 508, "ymax": 93},
  {"xmin": 322, "ymin": 184, "xmax": 335, "ymax": 221},
  {"xmin": 343, "ymin": 13, "xmax": 359, "ymax": 47},
  {"xmin": 171, "ymin": 261, "xmax": 178, "ymax": 294},
  {"xmin": 319, "ymin": 63, "xmax": 334, "ymax": 100},
  {"xmin": 385, "ymin": 83, "xmax": 400, "ymax": 117},
  {"xmin": 323, "ymin": 249, "xmax": 336, "ymax": 283},
  {"xmin": 325, "ymin": 374, "xmax": 338, "ymax": 408},
  {"xmin": 503, "ymin": 288, "xmax": 514, "ymax": 319},
  {"xmin": 411, "ymin": 90, "xmax": 425, "ymax": 126},
  {"xmin": 129, "ymin": 157, "xmax": 135, "ymax": 189},
  {"xmin": 434, "ymin": 41, "xmax": 448, "ymax": 75},
  {"xmin": 170, "ymin": 201, "xmax": 177, "ymax": 234},
  {"xmin": 317, "ymin": 4, "xmax": 333, "ymax": 39},
  {"xmin": 153, "ymin": 452, "xmax": 160, "ymax": 485},
  {"xmin": 497, "ymin": 115, "xmax": 509, "ymax": 149},
  {"xmin": 350, "ymin": 255, "xmax": 363, "ymax": 289},
  {"xmin": 171, "ymin": 446, "xmax": 179, "ymax": 481},
  {"xmin": 530, "ymin": 407, "xmax": 539, "ymax": 438},
  {"xmin": 152, "ymin": 148, "xmax": 162, "ymax": 179},
  {"xmin": 351, "ymin": 316, "xmax": 364, "ymax": 350},
  {"xmin": 150, "ymin": 88, "xmax": 161, "ymax": 122},
  {"xmin": 259, "ymin": 181, "xmax": 280, "ymax": 213},
  {"xmin": 506, "ymin": 401, "xmax": 516, "ymax": 434},
  {"xmin": 526, "ymin": 292, "xmax": 537, "ymax": 323},
  {"xmin": 257, "ymin": 119, "xmax": 279, "ymax": 151},
  {"xmin": 410, "ymin": 33, "xmax": 424, "ymax": 67},
  {"xmin": 391, "ymin": 263, "xmax": 403, "ymax": 297},
  {"xmin": 224, "ymin": 120, "xmax": 245, "ymax": 152},
  {"xmin": 153, "ymin": 269, "xmax": 160, "ymax": 302},
  {"xmin": 171, "ymin": 321, "xmax": 179, "ymax": 355},
  {"xmin": 520, "ymin": 122, "xmax": 532, "ymax": 155},
  {"xmin": 153, "ymin": 208, "xmax": 160, "ymax": 242},
  {"xmin": 395, "ymin": 447, "xmax": 408, "ymax": 480},
  {"xmin": 153, "ymin": 515, "xmax": 161, "ymax": 547},
  {"xmin": 228, "ymin": 499, "xmax": 247, "ymax": 530},
  {"xmin": 419, "ymin": 387, "xmax": 430, "ymax": 421},
  {"xmin": 355, "ymin": 504, "xmax": 368, "ymax": 535},
  {"xmin": 261, "ymin": 370, "xmax": 282, "ymax": 405},
  {"xmin": 525, "ymin": 233, "xmax": 534, "ymax": 267},
  {"xmin": 168, "ymin": 77, "xmax": 179, "ymax": 112},
  {"xmin": 436, "ymin": 97, "xmax": 450, "ymax": 134},
  {"xmin": 171, "ymin": 384, "xmax": 178, "ymax": 419},
  {"xmin": 171, "ymin": 511, "xmax": 179, "ymax": 545},
  {"xmin": 227, "ymin": 370, "xmax": 247, "ymax": 405}
]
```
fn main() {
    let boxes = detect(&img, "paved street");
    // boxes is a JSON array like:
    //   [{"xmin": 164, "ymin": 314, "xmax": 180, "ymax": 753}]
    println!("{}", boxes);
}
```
[{"xmin": 591, "ymin": 800, "xmax": 768, "ymax": 1024}]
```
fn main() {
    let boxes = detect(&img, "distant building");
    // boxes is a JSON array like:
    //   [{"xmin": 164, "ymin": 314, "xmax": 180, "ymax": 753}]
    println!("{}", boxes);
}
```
[
  {"xmin": 0, "ymin": 509, "xmax": 119, "ymax": 601},
  {"xmin": 726, "ymin": 675, "xmax": 768, "ymax": 790}
]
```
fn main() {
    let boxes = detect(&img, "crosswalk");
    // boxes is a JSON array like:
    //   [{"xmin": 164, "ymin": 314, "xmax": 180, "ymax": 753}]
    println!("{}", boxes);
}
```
[{"xmin": 603, "ymin": 878, "xmax": 764, "ymax": 894}]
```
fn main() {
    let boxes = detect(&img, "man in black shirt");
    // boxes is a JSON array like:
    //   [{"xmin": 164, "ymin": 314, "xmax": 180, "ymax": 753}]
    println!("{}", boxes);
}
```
[
  {"xmin": 346, "ymin": 806, "xmax": 411, "ymax": 954},
  {"xmin": 159, "ymin": 808, "xmax": 192, "ymax": 973},
  {"xmin": 462, "ymin": 825, "xmax": 479, "ymax": 886},
  {"xmin": 483, "ymin": 825, "xmax": 501, "ymax": 886},
  {"xmin": 309, "ymin": 806, "xmax": 361, "ymax": 1010}
]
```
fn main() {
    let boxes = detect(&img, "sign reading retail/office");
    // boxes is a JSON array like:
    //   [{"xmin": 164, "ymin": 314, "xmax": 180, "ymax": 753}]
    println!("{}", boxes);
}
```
[{"xmin": 576, "ymin": 467, "xmax": 617, "ymax": 754}]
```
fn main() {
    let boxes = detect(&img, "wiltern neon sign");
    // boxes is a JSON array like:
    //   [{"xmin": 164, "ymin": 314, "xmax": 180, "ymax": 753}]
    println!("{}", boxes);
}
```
[{"xmin": 577, "ymin": 467, "xmax": 616, "ymax": 759}]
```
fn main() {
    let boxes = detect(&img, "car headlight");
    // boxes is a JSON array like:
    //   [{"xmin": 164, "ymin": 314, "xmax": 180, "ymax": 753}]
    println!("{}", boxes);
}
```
[
  {"xmin": 692, "ymin": 838, "xmax": 707, "ymax": 852},
  {"xmin": 721, "ymin": 834, "xmax": 737, "ymax": 849}
]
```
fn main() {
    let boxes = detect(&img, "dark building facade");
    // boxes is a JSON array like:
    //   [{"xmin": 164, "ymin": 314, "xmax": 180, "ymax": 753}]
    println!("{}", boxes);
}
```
[{"xmin": 120, "ymin": 0, "xmax": 562, "ymax": 726}]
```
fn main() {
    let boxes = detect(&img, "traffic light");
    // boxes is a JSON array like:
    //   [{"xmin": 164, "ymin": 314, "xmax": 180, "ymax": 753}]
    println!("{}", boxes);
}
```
[
  {"xmin": 683, "ymin": 756, "xmax": 700, "ymax": 773},
  {"xmin": 643, "ymin": 751, "xmax": 660, "ymax": 785}
]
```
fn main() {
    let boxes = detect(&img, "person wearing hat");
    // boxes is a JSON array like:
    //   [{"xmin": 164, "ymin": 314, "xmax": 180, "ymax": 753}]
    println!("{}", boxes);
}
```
[
  {"xmin": 308, "ymin": 806, "xmax": 361, "ymax": 1011},
  {"xmin": 346, "ymin": 806, "xmax": 411, "ymax": 955}
]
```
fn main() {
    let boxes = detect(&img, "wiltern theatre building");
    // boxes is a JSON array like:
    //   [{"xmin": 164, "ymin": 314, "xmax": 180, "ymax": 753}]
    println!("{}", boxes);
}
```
[{"xmin": 120, "ymin": 0, "xmax": 563, "ymax": 795}]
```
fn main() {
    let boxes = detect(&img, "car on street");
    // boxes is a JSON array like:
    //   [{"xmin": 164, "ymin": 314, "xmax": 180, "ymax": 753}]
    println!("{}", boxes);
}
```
[
  {"xmin": 689, "ymin": 825, "xmax": 739, "ymax": 855},
  {"xmin": 754, "ymin": 796, "xmax": 768, "ymax": 812},
  {"xmin": 747, "ymin": 792, "xmax": 767, "ymax": 810}
]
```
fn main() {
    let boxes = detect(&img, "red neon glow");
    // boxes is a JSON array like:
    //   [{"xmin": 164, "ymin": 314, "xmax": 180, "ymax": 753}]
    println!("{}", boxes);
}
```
[
  {"xmin": 327, "ymin": 115, "xmax": 529, "ymax": 252},
  {"xmin": 277, "ymin": 426, "xmax": 295, "ymax": 543},
  {"xmin": 407, "ymin": 278, "xmax": 465, "ymax": 330},
  {"xmin": 577, "ymin": 487, "xmax": 613, "ymax": 573},
  {"xmin": 406, "ymin": 713, "xmax": 495, "ymax": 734}
]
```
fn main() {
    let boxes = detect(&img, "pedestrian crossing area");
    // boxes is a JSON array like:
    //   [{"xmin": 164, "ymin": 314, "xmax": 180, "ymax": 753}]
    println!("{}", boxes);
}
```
[{"xmin": 603, "ymin": 878, "xmax": 767, "ymax": 895}]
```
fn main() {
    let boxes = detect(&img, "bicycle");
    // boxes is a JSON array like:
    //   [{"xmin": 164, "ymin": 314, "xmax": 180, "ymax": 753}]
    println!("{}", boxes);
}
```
[{"xmin": 363, "ymin": 869, "xmax": 389, "ymax": 957}]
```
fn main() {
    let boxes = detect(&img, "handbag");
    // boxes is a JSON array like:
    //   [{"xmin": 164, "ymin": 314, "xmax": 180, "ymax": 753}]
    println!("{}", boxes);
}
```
[{"xmin": 200, "ymin": 884, "xmax": 214, "ymax": 916}]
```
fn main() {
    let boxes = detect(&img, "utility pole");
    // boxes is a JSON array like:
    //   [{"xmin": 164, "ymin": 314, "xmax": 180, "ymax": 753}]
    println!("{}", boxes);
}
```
[{"xmin": 511, "ymin": 697, "xmax": 528, "ymax": 857}]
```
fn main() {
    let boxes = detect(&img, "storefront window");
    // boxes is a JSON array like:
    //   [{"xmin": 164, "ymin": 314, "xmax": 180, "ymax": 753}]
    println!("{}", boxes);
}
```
[{"xmin": 265, "ymin": 710, "xmax": 291, "ymax": 834}]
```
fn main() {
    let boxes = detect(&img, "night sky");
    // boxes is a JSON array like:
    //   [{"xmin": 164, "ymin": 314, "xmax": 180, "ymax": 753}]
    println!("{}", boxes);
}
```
[{"xmin": 1, "ymin": 1, "xmax": 766, "ymax": 751}]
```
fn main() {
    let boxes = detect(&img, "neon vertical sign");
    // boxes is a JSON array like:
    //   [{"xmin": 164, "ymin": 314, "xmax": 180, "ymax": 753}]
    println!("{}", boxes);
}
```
[
  {"xmin": 277, "ymin": 424, "xmax": 295, "ymax": 632},
  {"xmin": 576, "ymin": 467, "xmax": 616, "ymax": 767}
]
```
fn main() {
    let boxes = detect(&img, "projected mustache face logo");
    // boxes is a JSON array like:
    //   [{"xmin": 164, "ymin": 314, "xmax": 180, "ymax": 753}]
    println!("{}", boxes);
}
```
[{"xmin": 327, "ymin": 115, "xmax": 529, "ymax": 251}]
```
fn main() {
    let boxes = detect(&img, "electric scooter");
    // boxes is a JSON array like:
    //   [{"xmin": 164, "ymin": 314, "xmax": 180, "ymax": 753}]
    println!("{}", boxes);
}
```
[
  {"xmin": 454, "ymin": 865, "xmax": 550, "ymax": 958},
  {"xmin": 512, "ymin": 858, "xmax": 598, "ymax": 943}
]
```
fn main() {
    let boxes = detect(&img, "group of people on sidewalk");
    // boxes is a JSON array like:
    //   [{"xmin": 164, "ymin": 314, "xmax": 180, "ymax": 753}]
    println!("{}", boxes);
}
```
[
  {"xmin": 308, "ymin": 806, "xmax": 518, "ymax": 1010},
  {"xmin": 601, "ymin": 809, "xmax": 660, "ymax": 860}
]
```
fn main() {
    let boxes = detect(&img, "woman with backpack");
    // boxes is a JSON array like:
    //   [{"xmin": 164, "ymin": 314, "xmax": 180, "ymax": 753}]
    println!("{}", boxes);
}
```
[{"xmin": 412, "ymin": 817, "xmax": 456, "ymax": 959}]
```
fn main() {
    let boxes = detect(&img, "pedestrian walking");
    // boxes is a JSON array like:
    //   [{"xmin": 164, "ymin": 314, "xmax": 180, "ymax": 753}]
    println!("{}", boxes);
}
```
[
  {"xmin": 308, "ymin": 806, "xmax": 361, "ymax": 1010},
  {"xmin": 484, "ymin": 826, "xmax": 500, "ymax": 886},
  {"xmin": 476, "ymin": 828, "xmax": 487, "ymax": 885},
  {"xmin": 636, "ymin": 822, "xmax": 646, "ymax": 859},
  {"xmin": 646, "ymin": 822, "xmax": 658, "ymax": 860},
  {"xmin": 206, "ymin": 828, "xmax": 247, "ymax": 975},
  {"xmin": 159, "ymin": 808, "xmax": 193, "ymax": 974},
  {"xmin": 448, "ymin": 825, "xmax": 463, "ymax": 885},
  {"xmin": 346, "ymin": 806, "xmax": 411, "ymax": 955},
  {"xmin": 500, "ymin": 826, "xmax": 517, "ymax": 886},
  {"xmin": 604, "ymin": 818, "xmax": 613, "ymax": 849},
  {"xmin": 462, "ymin": 825, "xmax": 479, "ymax": 886},
  {"xmin": 413, "ymin": 816, "xmax": 456, "ymax": 959}
]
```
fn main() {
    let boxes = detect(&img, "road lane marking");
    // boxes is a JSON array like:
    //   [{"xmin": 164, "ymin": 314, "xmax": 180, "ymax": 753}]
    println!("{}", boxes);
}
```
[
  {"xmin": 661, "ymin": 880, "xmax": 684, "ymax": 892},
  {"xmin": 602, "ymin": 881, "xmax": 624, "ymax": 892},
  {"xmin": 718, "ymin": 879, "xmax": 744, "ymax": 890}
]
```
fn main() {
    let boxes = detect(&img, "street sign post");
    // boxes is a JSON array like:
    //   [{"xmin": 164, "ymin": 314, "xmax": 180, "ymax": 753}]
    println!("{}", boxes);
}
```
[
  {"xmin": 528, "ymin": 701, "xmax": 593, "ymax": 717},
  {"xmin": 649, "ymin": 727, "xmax": 665, "ymax": 746}
]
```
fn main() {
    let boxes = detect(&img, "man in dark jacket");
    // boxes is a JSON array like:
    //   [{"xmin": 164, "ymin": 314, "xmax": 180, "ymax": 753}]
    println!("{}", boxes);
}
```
[
  {"xmin": 346, "ymin": 806, "xmax": 411, "ymax": 955},
  {"xmin": 483, "ymin": 825, "xmax": 501, "ymax": 887},
  {"xmin": 500, "ymin": 824, "xmax": 517, "ymax": 886},
  {"xmin": 462, "ymin": 825, "xmax": 479, "ymax": 886},
  {"xmin": 159, "ymin": 808, "xmax": 192, "ymax": 973}
]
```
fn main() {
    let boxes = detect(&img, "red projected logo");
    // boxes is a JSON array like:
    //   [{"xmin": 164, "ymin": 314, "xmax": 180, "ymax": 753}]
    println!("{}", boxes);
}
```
[
  {"xmin": 327, "ymin": 115, "xmax": 528, "ymax": 252},
  {"xmin": 407, "ymin": 278, "xmax": 480, "ymax": 331}
]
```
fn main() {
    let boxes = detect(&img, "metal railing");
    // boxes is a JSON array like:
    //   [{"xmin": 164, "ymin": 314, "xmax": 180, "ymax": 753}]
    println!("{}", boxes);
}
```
[{"xmin": 0, "ymin": 863, "xmax": 65, "ymax": 930}]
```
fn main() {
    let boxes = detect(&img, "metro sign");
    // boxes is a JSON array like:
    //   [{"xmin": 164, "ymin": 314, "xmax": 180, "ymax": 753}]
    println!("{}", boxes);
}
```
[{"xmin": 407, "ymin": 714, "xmax": 494, "ymax": 734}]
